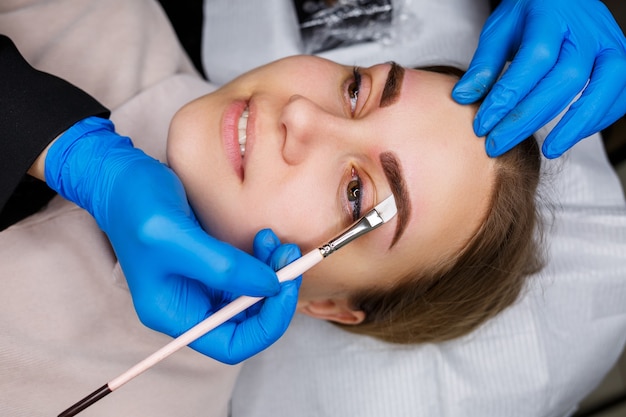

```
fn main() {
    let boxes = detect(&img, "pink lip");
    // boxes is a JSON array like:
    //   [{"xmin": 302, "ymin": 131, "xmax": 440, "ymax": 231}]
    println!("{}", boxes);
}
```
[{"xmin": 222, "ymin": 100, "xmax": 248, "ymax": 180}]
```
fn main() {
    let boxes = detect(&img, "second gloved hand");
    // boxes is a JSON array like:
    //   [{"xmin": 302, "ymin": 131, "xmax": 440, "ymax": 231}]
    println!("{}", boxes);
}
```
[
  {"xmin": 44, "ymin": 116, "xmax": 300, "ymax": 363},
  {"xmin": 452, "ymin": 0, "xmax": 626, "ymax": 158}
]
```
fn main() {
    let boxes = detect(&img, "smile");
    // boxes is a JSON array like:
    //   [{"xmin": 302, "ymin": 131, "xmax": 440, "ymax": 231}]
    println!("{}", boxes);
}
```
[{"xmin": 238, "ymin": 107, "xmax": 248, "ymax": 157}]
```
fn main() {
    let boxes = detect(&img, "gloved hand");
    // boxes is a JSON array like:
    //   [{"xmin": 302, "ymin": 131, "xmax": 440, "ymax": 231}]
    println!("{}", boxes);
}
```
[
  {"xmin": 44, "ymin": 116, "xmax": 301, "ymax": 363},
  {"xmin": 452, "ymin": 0, "xmax": 626, "ymax": 158},
  {"xmin": 190, "ymin": 229, "xmax": 302, "ymax": 363}
]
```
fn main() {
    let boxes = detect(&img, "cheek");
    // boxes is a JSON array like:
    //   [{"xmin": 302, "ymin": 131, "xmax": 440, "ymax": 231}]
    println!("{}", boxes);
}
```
[
  {"xmin": 298, "ymin": 240, "xmax": 412, "ymax": 300},
  {"xmin": 248, "ymin": 177, "xmax": 342, "ymax": 252},
  {"xmin": 190, "ymin": 170, "xmax": 345, "ymax": 255},
  {"xmin": 167, "ymin": 101, "xmax": 222, "ymax": 180}
]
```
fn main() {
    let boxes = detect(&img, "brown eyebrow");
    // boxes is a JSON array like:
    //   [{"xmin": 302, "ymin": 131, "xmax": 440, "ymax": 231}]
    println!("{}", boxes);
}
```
[
  {"xmin": 379, "ymin": 152, "xmax": 411, "ymax": 249},
  {"xmin": 379, "ymin": 62, "xmax": 405, "ymax": 108}
]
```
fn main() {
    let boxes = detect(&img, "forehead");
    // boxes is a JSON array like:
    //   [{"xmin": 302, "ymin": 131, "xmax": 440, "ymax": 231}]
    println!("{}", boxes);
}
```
[{"xmin": 397, "ymin": 69, "xmax": 495, "ymax": 266}]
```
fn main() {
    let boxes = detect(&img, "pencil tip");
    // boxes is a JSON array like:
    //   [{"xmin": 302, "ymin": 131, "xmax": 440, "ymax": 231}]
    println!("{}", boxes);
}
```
[{"xmin": 58, "ymin": 384, "xmax": 112, "ymax": 417}]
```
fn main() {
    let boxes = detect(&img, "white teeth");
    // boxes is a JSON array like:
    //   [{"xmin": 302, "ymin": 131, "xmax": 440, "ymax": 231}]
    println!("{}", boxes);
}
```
[{"xmin": 238, "ymin": 108, "xmax": 248, "ymax": 157}]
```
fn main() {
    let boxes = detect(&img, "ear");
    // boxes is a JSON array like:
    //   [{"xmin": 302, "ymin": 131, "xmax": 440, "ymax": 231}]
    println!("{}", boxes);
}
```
[{"xmin": 297, "ymin": 299, "xmax": 366, "ymax": 325}]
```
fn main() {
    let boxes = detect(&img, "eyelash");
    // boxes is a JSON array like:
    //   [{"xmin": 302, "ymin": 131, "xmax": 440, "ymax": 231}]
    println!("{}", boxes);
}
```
[
  {"xmin": 346, "ymin": 167, "xmax": 363, "ymax": 221},
  {"xmin": 347, "ymin": 67, "xmax": 362, "ymax": 116}
]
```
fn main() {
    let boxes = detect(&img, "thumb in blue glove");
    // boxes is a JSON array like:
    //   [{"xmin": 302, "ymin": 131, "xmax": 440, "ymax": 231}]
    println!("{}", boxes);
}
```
[
  {"xmin": 452, "ymin": 0, "xmax": 626, "ymax": 158},
  {"xmin": 190, "ymin": 229, "xmax": 302, "ymax": 364},
  {"xmin": 44, "ymin": 116, "xmax": 300, "ymax": 363}
]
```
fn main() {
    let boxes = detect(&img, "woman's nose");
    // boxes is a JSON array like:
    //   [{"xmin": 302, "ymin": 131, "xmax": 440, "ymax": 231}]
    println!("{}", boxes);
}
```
[{"xmin": 279, "ymin": 95, "xmax": 341, "ymax": 165}]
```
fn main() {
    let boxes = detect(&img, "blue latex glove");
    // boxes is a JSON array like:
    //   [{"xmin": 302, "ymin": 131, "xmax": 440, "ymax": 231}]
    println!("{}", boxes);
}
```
[
  {"xmin": 452, "ymin": 0, "xmax": 626, "ymax": 158},
  {"xmin": 190, "ymin": 229, "xmax": 302, "ymax": 363},
  {"xmin": 44, "ymin": 116, "xmax": 300, "ymax": 363},
  {"xmin": 188, "ymin": 229, "xmax": 302, "ymax": 363}
]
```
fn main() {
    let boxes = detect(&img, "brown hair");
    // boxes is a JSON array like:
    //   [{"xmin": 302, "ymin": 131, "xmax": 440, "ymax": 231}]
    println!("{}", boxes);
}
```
[{"xmin": 336, "ymin": 135, "xmax": 543, "ymax": 344}]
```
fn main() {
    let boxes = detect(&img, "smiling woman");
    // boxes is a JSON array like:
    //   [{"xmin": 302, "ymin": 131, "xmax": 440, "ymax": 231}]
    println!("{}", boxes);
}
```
[
  {"xmin": 167, "ymin": 55, "xmax": 543, "ymax": 343},
  {"xmin": 2, "ymin": 1, "xmax": 622, "ymax": 416}
]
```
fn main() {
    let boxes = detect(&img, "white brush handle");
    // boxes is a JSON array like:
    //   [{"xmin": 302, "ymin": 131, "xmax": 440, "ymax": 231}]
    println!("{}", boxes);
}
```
[{"xmin": 108, "ymin": 248, "xmax": 323, "ymax": 391}]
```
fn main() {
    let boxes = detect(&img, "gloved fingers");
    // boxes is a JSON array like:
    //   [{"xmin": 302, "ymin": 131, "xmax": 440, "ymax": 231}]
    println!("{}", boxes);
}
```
[
  {"xmin": 474, "ymin": 14, "xmax": 565, "ymax": 137},
  {"xmin": 543, "ymin": 49, "xmax": 626, "ymax": 158},
  {"xmin": 269, "ymin": 243, "xmax": 302, "ymax": 274},
  {"xmin": 252, "ymin": 228, "xmax": 281, "ymax": 265},
  {"xmin": 244, "ymin": 241, "xmax": 302, "ymax": 319},
  {"xmin": 485, "ymin": 39, "xmax": 594, "ymax": 157},
  {"xmin": 189, "ymin": 279, "xmax": 301, "ymax": 364},
  {"xmin": 157, "ymin": 225, "xmax": 281, "ymax": 297},
  {"xmin": 131, "ymin": 276, "xmax": 222, "ymax": 339},
  {"xmin": 188, "ymin": 241, "xmax": 301, "ymax": 363},
  {"xmin": 248, "ymin": 242, "xmax": 301, "ymax": 321},
  {"xmin": 452, "ymin": 8, "xmax": 517, "ymax": 104},
  {"xmin": 173, "ymin": 236, "xmax": 301, "ymax": 330}
]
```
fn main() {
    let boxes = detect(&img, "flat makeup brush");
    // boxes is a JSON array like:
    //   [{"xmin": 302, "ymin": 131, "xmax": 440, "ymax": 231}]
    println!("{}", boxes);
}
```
[{"xmin": 58, "ymin": 195, "xmax": 397, "ymax": 417}]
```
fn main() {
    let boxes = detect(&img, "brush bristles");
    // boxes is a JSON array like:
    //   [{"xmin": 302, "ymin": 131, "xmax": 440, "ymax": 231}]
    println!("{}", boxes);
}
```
[{"xmin": 375, "ymin": 195, "xmax": 397, "ymax": 223}]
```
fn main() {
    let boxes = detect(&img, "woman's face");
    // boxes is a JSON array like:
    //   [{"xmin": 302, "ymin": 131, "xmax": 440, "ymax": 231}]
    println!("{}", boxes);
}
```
[{"xmin": 167, "ymin": 56, "xmax": 495, "ymax": 319}]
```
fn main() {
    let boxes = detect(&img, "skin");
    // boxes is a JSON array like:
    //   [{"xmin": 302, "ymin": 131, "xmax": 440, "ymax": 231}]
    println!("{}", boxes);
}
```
[{"xmin": 166, "ymin": 55, "xmax": 496, "ymax": 324}]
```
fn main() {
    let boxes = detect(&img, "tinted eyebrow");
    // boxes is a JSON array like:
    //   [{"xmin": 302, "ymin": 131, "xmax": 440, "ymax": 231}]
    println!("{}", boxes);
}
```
[
  {"xmin": 379, "ymin": 151, "xmax": 411, "ymax": 249},
  {"xmin": 379, "ymin": 62, "xmax": 405, "ymax": 108}
]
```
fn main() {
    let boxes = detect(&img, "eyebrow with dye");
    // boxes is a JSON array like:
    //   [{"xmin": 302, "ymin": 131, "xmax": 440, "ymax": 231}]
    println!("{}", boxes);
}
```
[
  {"xmin": 380, "ymin": 151, "xmax": 411, "ymax": 249},
  {"xmin": 380, "ymin": 62, "xmax": 405, "ymax": 108},
  {"xmin": 376, "ymin": 62, "xmax": 410, "ymax": 248}
]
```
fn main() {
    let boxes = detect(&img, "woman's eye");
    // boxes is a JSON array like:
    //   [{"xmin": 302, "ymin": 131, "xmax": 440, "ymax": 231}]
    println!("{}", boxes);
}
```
[
  {"xmin": 347, "ymin": 67, "xmax": 362, "ymax": 116},
  {"xmin": 347, "ymin": 168, "xmax": 362, "ymax": 221}
]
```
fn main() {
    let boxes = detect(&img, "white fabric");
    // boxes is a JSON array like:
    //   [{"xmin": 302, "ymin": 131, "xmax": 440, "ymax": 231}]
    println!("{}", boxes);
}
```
[{"xmin": 208, "ymin": 1, "xmax": 626, "ymax": 416}]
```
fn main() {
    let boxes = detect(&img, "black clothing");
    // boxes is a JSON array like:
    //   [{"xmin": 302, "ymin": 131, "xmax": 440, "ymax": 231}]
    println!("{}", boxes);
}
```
[
  {"xmin": 0, "ymin": 35, "xmax": 109, "ymax": 229},
  {"xmin": 157, "ymin": 0, "xmax": 206, "ymax": 78}
]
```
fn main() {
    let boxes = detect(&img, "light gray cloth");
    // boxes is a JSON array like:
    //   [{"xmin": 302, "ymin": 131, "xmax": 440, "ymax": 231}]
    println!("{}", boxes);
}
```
[{"xmin": 0, "ymin": 1, "xmax": 238, "ymax": 416}]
